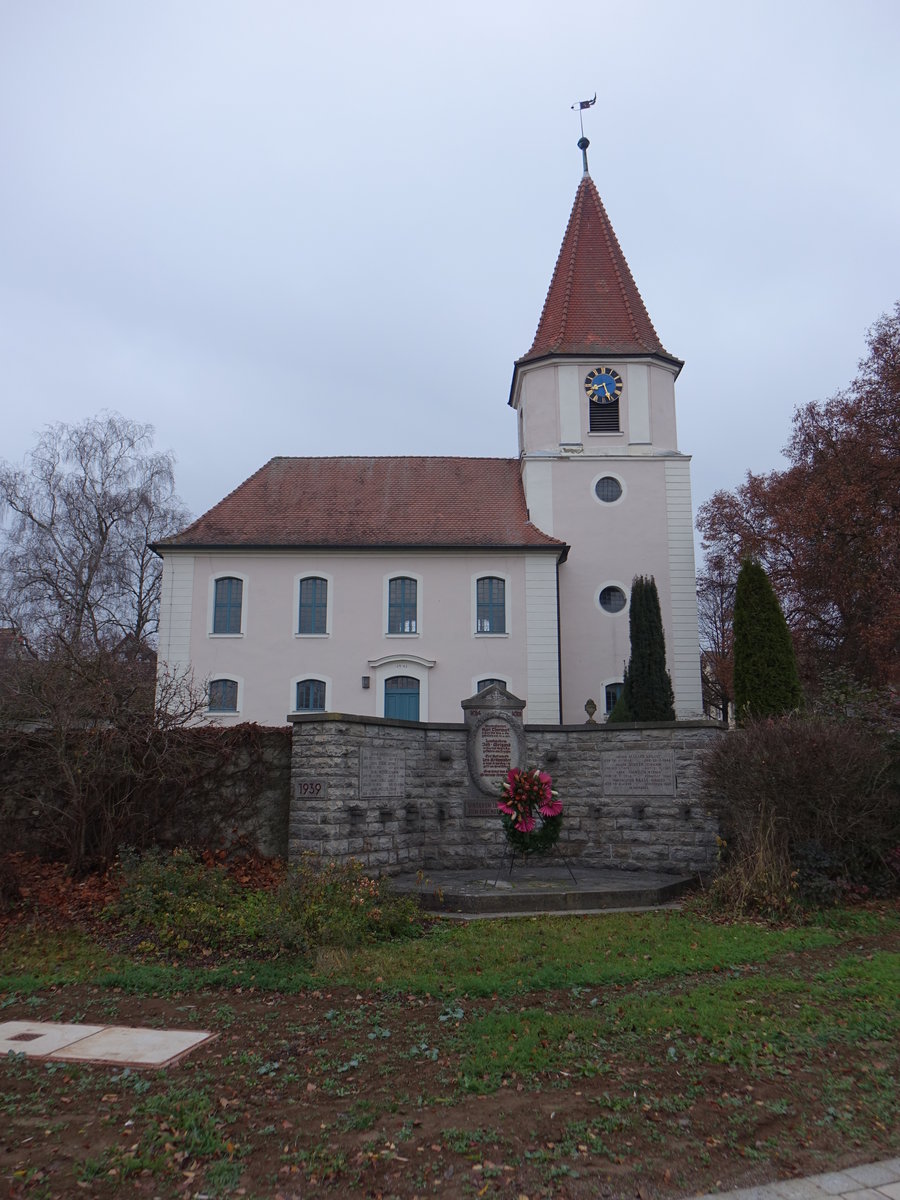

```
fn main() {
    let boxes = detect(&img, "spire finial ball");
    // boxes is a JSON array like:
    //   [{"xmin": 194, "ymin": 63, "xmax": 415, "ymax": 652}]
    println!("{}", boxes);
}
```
[{"xmin": 577, "ymin": 136, "xmax": 590, "ymax": 174}]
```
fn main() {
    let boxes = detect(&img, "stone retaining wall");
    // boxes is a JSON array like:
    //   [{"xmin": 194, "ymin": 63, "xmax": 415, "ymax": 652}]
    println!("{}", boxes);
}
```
[{"xmin": 288, "ymin": 713, "xmax": 723, "ymax": 876}]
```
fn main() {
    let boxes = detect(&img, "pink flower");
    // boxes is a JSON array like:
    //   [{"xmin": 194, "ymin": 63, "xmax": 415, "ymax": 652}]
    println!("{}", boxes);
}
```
[
  {"xmin": 539, "ymin": 797, "xmax": 563, "ymax": 818},
  {"xmin": 515, "ymin": 813, "xmax": 536, "ymax": 833},
  {"xmin": 497, "ymin": 800, "xmax": 515, "ymax": 816}
]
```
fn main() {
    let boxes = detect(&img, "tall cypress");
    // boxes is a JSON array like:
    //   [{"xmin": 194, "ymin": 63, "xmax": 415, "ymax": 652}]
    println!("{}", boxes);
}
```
[
  {"xmin": 609, "ymin": 575, "xmax": 675, "ymax": 721},
  {"xmin": 733, "ymin": 559, "xmax": 802, "ymax": 720}
]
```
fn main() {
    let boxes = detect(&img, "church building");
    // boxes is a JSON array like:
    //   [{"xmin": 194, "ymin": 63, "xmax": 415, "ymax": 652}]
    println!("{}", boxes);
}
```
[{"xmin": 155, "ymin": 151, "xmax": 703, "ymax": 726}]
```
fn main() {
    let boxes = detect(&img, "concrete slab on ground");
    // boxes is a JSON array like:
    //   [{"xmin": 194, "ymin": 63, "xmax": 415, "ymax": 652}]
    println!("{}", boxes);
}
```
[
  {"xmin": 0, "ymin": 1021, "xmax": 106, "ymax": 1058},
  {"xmin": 0, "ymin": 1021, "xmax": 215, "ymax": 1068},
  {"xmin": 391, "ymin": 864, "xmax": 694, "ymax": 916}
]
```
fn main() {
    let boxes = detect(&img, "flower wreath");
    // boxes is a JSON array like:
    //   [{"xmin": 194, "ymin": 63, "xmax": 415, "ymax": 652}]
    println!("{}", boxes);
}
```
[{"xmin": 497, "ymin": 767, "xmax": 563, "ymax": 856}]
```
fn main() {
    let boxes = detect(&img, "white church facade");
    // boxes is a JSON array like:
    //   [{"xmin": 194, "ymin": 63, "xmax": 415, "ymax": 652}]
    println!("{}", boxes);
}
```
[{"xmin": 155, "ymin": 164, "xmax": 704, "ymax": 726}]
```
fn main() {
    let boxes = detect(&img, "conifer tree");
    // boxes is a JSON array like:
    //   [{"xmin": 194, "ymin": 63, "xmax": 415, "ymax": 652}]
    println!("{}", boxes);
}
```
[
  {"xmin": 732, "ymin": 559, "xmax": 803, "ymax": 720},
  {"xmin": 609, "ymin": 576, "xmax": 675, "ymax": 721}
]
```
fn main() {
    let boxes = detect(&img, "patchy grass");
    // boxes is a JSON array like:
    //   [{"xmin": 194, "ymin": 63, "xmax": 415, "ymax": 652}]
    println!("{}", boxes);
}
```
[{"xmin": 323, "ymin": 908, "xmax": 849, "ymax": 995}]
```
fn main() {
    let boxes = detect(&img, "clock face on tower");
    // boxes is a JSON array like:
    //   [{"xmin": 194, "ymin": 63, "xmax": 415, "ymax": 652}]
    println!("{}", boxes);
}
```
[{"xmin": 584, "ymin": 367, "xmax": 623, "ymax": 405}]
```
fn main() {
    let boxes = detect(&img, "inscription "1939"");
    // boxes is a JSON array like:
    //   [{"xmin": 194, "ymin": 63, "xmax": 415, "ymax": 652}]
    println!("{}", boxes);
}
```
[{"xmin": 296, "ymin": 779, "xmax": 325, "ymax": 798}]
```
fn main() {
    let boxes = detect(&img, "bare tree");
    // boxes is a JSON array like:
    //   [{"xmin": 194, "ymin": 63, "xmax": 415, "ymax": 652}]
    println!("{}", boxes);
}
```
[
  {"xmin": 696, "ymin": 555, "xmax": 736, "ymax": 723},
  {"xmin": 0, "ymin": 641, "xmax": 215, "ymax": 875},
  {"xmin": 0, "ymin": 413, "xmax": 190, "ymax": 653}
]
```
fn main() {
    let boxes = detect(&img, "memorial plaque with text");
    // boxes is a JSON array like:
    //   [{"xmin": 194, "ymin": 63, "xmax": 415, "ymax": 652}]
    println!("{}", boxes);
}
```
[
  {"xmin": 602, "ymin": 749, "xmax": 675, "ymax": 796},
  {"xmin": 359, "ymin": 746, "xmax": 406, "ymax": 799},
  {"xmin": 478, "ymin": 719, "xmax": 513, "ymax": 785}
]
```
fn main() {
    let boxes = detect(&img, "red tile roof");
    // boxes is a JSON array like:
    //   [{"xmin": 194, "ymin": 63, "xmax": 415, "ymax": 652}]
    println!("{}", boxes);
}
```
[
  {"xmin": 518, "ymin": 173, "xmax": 680, "ymax": 366},
  {"xmin": 156, "ymin": 457, "xmax": 567, "ymax": 553}
]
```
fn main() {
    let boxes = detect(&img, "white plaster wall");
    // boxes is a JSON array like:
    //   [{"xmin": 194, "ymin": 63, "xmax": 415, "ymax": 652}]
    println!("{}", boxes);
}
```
[
  {"xmin": 518, "ymin": 368, "xmax": 558, "ymax": 451},
  {"xmin": 626, "ymin": 363, "xmax": 651, "ymax": 444},
  {"xmin": 178, "ymin": 549, "xmax": 561, "ymax": 726},
  {"xmin": 665, "ymin": 458, "xmax": 704, "ymax": 716},
  {"xmin": 549, "ymin": 455, "xmax": 673, "ymax": 722},
  {"xmin": 520, "ymin": 458, "xmax": 554, "ymax": 534},
  {"xmin": 157, "ymin": 553, "xmax": 194, "ymax": 677},
  {"xmin": 557, "ymin": 363, "xmax": 583, "ymax": 445},
  {"xmin": 525, "ymin": 555, "xmax": 561, "ymax": 722},
  {"xmin": 649, "ymin": 364, "xmax": 678, "ymax": 450}
]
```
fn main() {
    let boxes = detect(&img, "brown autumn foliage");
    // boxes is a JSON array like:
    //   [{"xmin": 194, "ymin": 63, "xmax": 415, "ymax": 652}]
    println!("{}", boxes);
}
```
[{"xmin": 697, "ymin": 302, "xmax": 900, "ymax": 689}]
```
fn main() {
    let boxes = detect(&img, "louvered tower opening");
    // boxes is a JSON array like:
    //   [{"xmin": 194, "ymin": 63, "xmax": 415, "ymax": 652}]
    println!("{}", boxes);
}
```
[{"xmin": 589, "ymin": 399, "xmax": 620, "ymax": 432}]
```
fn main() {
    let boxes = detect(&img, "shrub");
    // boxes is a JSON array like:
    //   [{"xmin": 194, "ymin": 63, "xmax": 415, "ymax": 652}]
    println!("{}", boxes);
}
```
[
  {"xmin": 733, "ymin": 559, "xmax": 802, "ymax": 720},
  {"xmin": 110, "ymin": 848, "xmax": 422, "ymax": 960},
  {"xmin": 701, "ymin": 712, "xmax": 899, "ymax": 915},
  {"xmin": 112, "ymin": 847, "xmax": 302, "ymax": 956},
  {"xmin": 278, "ymin": 854, "xmax": 422, "ymax": 950}
]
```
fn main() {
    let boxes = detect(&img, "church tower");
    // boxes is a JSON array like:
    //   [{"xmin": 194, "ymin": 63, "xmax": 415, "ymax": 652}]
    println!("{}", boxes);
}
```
[{"xmin": 509, "ymin": 153, "xmax": 703, "ymax": 721}]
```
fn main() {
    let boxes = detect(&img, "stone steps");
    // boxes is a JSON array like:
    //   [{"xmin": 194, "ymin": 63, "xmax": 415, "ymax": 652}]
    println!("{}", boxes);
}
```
[{"xmin": 391, "ymin": 865, "xmax": 695, "ymax": 916}]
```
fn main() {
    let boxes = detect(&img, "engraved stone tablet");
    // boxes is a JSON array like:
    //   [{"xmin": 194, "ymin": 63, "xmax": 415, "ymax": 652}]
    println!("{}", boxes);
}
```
[
  {"xmin": 602, "ymin": 749, "xmax": 675, "ymax": 796},
  {"xmin": 359, "ymin": 746, "xmax": 406, "ymax": 799}
]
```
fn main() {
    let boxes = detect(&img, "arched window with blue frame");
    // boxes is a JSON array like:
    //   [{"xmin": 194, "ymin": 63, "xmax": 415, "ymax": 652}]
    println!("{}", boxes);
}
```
[
  {"xmin": 388, "ymin": 577, "xmax": 417, "ymax": 633},
  {"xmin": 209, "ymin": 678, "xmax": 238, "ymax": 712},
  {"xmin": 213, "ymin": 577, "xmax": 243, "ymax": 634},
  {"xmin": 296, "ymin": 678, "xmax": 326, "ymax": 712},
  {"xmin": 298, "ymin": 577, "xmax": 327, "ymax": 635},
  {"xmin": 476, "ymin": 577, "xmax": 506, "ymax": 633}
]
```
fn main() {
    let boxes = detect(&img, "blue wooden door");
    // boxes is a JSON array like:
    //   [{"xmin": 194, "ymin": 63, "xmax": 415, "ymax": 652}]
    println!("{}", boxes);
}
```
[{"xmin": 384, "ymin": 676, "xmax": 420, "ymax": 721}]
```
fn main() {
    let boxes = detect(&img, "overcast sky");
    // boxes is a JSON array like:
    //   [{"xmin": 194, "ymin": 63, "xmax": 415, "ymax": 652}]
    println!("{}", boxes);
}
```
[{"xmin": 2, "ymin": 0, "xmax": 898, "ymax": 551}]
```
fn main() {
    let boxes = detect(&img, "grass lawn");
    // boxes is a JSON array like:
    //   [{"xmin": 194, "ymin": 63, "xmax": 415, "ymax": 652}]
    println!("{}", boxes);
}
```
[{"xmin": 2, "ymin": 901, "xmax": 899, "ymax": 1199}]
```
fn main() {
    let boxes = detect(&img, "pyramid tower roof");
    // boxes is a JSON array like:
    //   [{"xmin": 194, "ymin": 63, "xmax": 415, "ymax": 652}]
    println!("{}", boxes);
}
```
[{"xmin": 516, "ymin": 172, "xmax": 681, "ymax": 370}]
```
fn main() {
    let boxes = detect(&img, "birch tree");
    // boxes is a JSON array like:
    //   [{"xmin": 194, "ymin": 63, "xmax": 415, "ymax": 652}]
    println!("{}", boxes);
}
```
[{"xmin": 0, "ymin": 413, "xmax": 189, "ymax": 653}]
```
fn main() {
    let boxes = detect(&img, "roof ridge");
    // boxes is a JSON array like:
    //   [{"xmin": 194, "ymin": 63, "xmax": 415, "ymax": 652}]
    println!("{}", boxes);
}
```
[
  {"xmin": 526, "ymin": 181, "xmax": 583, "ymax": 358},
  {"xmin": 267, "ymin": 454, "xmax": 519, "ymax": 463},
  {"xmin": 556, "ymin": 179, "xmax": 585, "ymax": 352},
  {"xmin": 585, "ymin": 176, "xmax": 659, "ymax": 353}
]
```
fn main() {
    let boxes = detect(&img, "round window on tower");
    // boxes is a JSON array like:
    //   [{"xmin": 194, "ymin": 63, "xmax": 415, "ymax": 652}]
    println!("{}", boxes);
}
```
[
  {"xmin": 598, "ymin": 585, "xmax": 627, "ymax": 614},
  {"xmin": 594, "ymin": 475, "xmax": 623, "ymax": 503}
]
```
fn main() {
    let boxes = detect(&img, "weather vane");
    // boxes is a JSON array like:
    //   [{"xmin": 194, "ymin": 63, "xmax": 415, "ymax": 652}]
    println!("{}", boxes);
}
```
[{"xmin": 571, "ymin": 93, "xmax": 596, "ymax": 173}]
